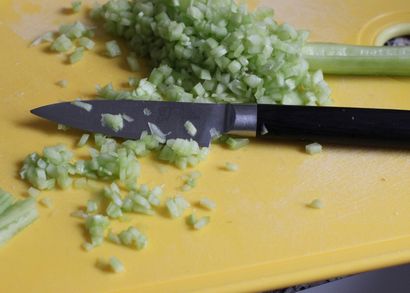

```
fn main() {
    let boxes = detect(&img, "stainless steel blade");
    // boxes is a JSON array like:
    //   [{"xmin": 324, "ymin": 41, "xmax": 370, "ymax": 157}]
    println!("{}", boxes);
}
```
[{"xmin": 31, "ymin": 100, "xmax": 233, "ymax": 146}]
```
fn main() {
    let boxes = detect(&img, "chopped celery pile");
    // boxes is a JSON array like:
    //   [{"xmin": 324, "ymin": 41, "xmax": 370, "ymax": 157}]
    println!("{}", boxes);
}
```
[
  {"xmin": 0, "ymin": 189, "xmax": 38, "ymax": 246},
  {"xmin": 92, "ymin": 0, "xmax": 332, "ymax": 105}
]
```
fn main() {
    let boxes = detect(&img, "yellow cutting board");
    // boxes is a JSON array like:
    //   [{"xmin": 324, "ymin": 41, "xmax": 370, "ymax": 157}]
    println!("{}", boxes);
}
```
[{"xmin": 1, "ymin": 0, "xmax": 410, "ymax": 292}]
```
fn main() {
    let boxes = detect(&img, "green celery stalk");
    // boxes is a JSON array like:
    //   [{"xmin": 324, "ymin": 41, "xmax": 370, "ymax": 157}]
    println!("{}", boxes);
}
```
[{"xmin": 303, "ymin": 43, "xmax": 410, "ymax": 76}]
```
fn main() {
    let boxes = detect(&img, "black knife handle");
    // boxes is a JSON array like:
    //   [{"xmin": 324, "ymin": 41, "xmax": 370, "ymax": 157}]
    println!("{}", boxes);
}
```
[{"xmin": 256, "ymin": 104, "xmax": 410, "ymax": 146}]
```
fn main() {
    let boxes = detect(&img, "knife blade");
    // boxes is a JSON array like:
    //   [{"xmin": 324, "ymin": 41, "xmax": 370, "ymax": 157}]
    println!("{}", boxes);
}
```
[
  {"xmin": 31, "ymin": 100, "xmax": 256, "ymax": 146},
  {"xmin": 31, "ymin": 100, "xmax": 410, "ymax": 147}
]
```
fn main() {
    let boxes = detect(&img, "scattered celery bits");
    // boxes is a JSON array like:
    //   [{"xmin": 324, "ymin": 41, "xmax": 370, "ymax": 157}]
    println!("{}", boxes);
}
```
[{"xmin": 305, "ymin": 142, "xmax": 323, "ymax": 155}]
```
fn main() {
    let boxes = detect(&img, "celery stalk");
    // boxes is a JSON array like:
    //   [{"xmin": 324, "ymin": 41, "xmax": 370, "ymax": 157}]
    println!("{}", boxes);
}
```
[{"xmin": 303, "ymin": 43, "xmax": 410, "ymax": 76}]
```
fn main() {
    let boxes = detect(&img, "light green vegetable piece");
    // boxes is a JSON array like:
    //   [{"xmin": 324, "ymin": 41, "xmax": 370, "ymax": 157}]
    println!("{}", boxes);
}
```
[
  {"xmin": 307, "ymin": 199, "xmax": 324, "ymax": 209},
  {"xmin": 71, "ymin": 1, "xmax": 82, "ymax": 13},
  {"xmin": 105, "ymin": 40, "xmax": 121, "ymax": 57},
  {"xmin": 305, "ymin": 142, "xmax": 323, "ymax": 155},
  {"xmin": 199, "ymin": 197, "xmax": 216, "ymax": 210},
  {"xmin": 50, "ymin": 34, "xmax": 73, "ymax": 52},
  {"xmin": 40, "ymin": 197, "xmax": 53, "ymax": 208},
  {"xmin": 109, "ymin": 256, "xmax": 125, "ymax": 273},
  {"xmin": 0, "ymin": 191, "xmax": 38, "ymax": 246},
  {"xmin": 69, "ymin": 47, "xmax": 84, "ymax": 64},
  {"xmin": 85, "ymin": 214, "xmax": 110, "ymax": 247},
  {"xmin": 101, "ymin": 113, "xmax": 124, "ymax": 132}
]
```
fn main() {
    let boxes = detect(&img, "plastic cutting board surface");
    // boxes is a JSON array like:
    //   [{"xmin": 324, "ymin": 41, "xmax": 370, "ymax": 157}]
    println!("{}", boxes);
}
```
[{"xmin": 0, "ymin": 0, "xmax": 410, "ymax": 292}]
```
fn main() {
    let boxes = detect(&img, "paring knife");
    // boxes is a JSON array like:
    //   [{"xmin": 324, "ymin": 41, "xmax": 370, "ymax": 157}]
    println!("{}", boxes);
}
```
[{"xmin": 31, "ymin": 100, "xmax": 410, "ymax": 147}]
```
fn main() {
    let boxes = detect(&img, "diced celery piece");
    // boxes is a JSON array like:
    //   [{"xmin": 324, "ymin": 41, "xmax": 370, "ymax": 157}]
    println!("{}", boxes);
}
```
[
  {"xmin": 51, "ymin": 34, "xmax": 73, "ymax": 52},
  {"xmin": 77, "ymin": 134, "xmax": 90, "ymax": 147},
  {"xmin": 122, "ymin": 114, "xmax": 134, "ymax": 122},
  {"xmin": 199, "ymin": 198, "xmax": 216, "ymax": 210},
  {"xmin": 305, "ymin": 142, "xmax": 322, "ymax": 155},
  {"xmin": 57, "ymin": 124, "xmax": 69, "ymax": 131},
  {"xmin": 143, "ymin": 108, "xmax": 151, "ymax": 116},
  {"xmin": 56, "ymin": 80, "xmax": 68, "ymax": 88},
  {"xmin": 0, "ymin": 189, "xmax": 15, "ymax": 215},
  {"xmin": 225, "ymin": 162, "xmax": 238, "ymax": 171},
  {"xmin": 184, "ymin": 121, "xmax": 197, "ymax": 137},
  {"xmin": 105, "ymin": 40, "xmax": 121, "ymax": 57},
  {"xmin": 109, "ymin": 256, "xmax": 125, "ymax": 273},
  {"xmin": 193, "ymin": 216, "xmax": 210, "ymax": 230},
  {"xmin": 307, "ymin": 199, "xmax": 324, "ymax": 209},
  {"xmin": 71, "ymin": 100, "xmax": 93, "ymax": 112},
  {"xmin": 27, "ymin": 187, "xmax": 40, "ymax": 198},
  {"xmin": 40, "ymin": 197, "xmax": 53, "ymax": 208},
  {"xmin": 30, "ymin": 32, "xmax": 54, "ymax": 47},
  {"xmin": 106, "ymin": 202, "xmax": 123, "ymax": 219},
  {"xmin": 71, "ymin": 210, "xmax": 88, "ymax": 219},
  {"xmin": 101, "ymin": 113, "xmax": 124, "ymax": 132},
  {"xmin": 126, "ymin": 54, "xmax": 140, "ymax": 72},
  {"xmin": 78, "ymin": 37, "xmax": 95, "ymax": 50},
  {"xmin": 86, "ymin": 200, "xmax": 99, "ymax": 213},
  {"xmin": 166, "ymin": 195, "xmax": 190, "ymax": 218},
  {"xmin": 69, "ymin": 47, "xmax": 84, "ymax": 64},
  {"xmin": 85, "ymin": 215, "xmax": 110, "ymax": 247},
  {"xmin": 225, "ymin": 137, "xmax": 249, "ymax": 150},
  {"xmin": 71, "ymin": 1, "xmax": 82, "ymax": 13}
]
